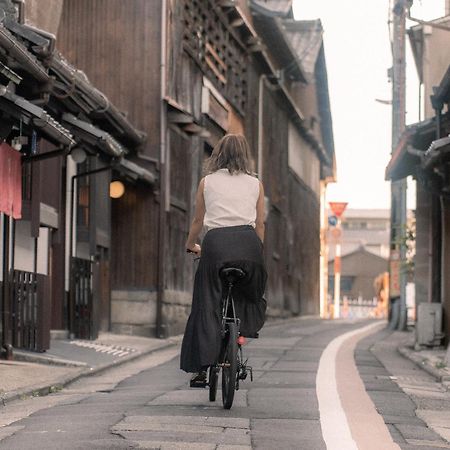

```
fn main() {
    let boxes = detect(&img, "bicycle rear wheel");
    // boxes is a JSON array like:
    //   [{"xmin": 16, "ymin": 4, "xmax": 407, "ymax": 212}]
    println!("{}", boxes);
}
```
[
  {"xmin": 209, "ymin": 365, "xmax": 219, "ymax": 401},
  {"xmin": 222, "ymin": 322, "xmax": 238, "ymax": 409}
]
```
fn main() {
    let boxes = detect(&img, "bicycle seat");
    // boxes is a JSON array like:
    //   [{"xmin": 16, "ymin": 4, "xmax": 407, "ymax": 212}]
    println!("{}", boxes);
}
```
[{"xmin": 220, "ymin": 267, "xmax": 246, "ymax": 284}]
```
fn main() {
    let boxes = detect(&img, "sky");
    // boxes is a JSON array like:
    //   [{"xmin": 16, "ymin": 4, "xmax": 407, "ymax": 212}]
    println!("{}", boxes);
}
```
[{"xmin": 292, "ymin": 0, "xmax": 446, "ymax": 210}]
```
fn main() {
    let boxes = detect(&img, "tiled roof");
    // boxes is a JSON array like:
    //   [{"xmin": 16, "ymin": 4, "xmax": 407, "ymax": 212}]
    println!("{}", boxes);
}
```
[
  {"xmin": 50, "ymin": 53, "xmax": 145, "ymax": 147},
  {"xmin": 250, "ymin": 0, "xmax": 293, "ymax": 17},
  {"xmin": 282, "ymin": 19, "xmax": 323, "ymax": 82},
  {"xmin": 62, "ymin": 113, "xmax": 125, "ymax": 158},
  {"xmin": 0, "ymin": 87, "xmax": 75, "ymax": 146},
  {"xmin": 0, "ymin": 23, "xmax": 49, "ymax": 83}
]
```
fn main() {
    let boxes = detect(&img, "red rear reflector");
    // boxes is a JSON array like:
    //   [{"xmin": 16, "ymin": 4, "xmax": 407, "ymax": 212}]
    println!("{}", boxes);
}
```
[{"xmin": 237, "ymin": 336, "xmax": 246, "ymax": 345}]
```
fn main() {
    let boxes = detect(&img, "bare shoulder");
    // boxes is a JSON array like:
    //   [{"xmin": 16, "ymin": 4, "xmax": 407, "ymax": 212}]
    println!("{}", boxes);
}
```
[{"xmin": 258, "ymin": 179, "xmax": 264, "ymax": 192}]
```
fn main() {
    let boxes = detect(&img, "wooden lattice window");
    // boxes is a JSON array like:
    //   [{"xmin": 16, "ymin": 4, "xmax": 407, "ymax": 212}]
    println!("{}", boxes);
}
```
[{"xmin": 182, "ymin": 0, "xmax": 247, "ymax": 114}]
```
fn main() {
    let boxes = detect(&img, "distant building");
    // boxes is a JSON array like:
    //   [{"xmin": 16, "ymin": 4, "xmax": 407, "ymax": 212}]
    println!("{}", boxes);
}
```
[
  {"xmin": 326, "ymin": 209, "xmax": 390, "ymax": 309},
  {"xmin": 328, "ymin": 209, "xmax": 390, "ymax": 261},
  {"xmin": 328, "ymin": 247, "xmax": 388, "ymax": 301}
]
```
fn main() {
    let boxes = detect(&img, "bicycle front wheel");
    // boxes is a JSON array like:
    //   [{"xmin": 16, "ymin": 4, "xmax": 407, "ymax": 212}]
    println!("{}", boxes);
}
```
[{"xmin": 222, "ymin": 322, "xmax": 238, "ymax": 409}]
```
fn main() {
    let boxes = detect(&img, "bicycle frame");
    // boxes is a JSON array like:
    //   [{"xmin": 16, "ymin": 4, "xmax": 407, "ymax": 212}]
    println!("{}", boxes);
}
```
[
  {"xmin": 221, "ymin": 283, "xmax": 240, "ymax": 329},
  {"xmin": 218, "ymin": 283, "xmax": 252, "ymax": 384}
]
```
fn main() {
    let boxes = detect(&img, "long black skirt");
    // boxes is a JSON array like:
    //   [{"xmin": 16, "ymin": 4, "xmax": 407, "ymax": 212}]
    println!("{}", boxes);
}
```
[{"xmin": 180, "ymin": 225, "xmax": 267, "ymax": 373}]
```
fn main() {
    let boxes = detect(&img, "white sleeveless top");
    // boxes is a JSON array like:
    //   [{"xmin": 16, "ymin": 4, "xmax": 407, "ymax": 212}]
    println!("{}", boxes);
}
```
[{"xmin": 204, "ymin": 169, "xmax": 260, "ymax": 229}]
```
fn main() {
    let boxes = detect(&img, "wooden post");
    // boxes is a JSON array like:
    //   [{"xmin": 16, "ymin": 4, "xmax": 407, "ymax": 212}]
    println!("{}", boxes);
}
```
[
  {"xmin": 1, "ymin": 215, "xmax": 12, "ymax": 357},
  {"xmin": 333, "ymin": 219, "xmax": 341, "ymax": 319}
]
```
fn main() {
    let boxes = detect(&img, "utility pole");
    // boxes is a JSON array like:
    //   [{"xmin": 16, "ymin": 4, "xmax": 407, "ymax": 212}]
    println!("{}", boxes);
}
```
[
  {"xmin": 389, "ymin": 0, "xmax": 408, "ymax": 330},
  {"xmin": 333, "ymin": 218, "xmax": 342, "ymax": 319},
  {"xmin": 329, "ymin": 202, "xmax": 347, "ymax": 319}
]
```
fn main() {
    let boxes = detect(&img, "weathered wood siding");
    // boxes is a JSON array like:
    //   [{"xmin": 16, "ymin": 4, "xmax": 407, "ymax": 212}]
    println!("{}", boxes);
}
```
[
  {"xmin": 57, "ymin": 0, "xmax": 162, "ymax": 294},
  {"xmin": 110, "ymin": 185, "xmax": 159, "ymax": 289},
  {"xmin": 261, "ymin": 87, "xmax": 288, "ymax": 314},
  {"xmin": 260, "ymin": 74, "xmax": 321, "ymax": 317},
  {"xmin": 288, "ymin": 174, "xmax": 320, "ymax": 315},
  {"xmin": 57, "ymin": 0, "xmax": 162, "ymax": 158}
]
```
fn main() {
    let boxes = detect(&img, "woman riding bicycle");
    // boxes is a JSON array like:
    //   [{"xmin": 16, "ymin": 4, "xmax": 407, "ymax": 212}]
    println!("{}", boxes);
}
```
[{"xmin": 180, "ymin": 133, "xmax": 267, "ymax": 384}]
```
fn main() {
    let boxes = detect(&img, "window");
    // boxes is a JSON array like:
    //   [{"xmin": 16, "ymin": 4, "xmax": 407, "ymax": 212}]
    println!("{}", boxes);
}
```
[
  {"xmin": 328, "ymin": 275, "xmax": 354, "ymax": 294},
  {"xmin": 182, "ymin": 0, "xmax": 247, "ymax": 114}
]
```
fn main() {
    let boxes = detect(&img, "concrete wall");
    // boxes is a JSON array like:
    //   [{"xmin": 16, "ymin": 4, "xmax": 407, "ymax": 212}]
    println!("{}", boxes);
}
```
[
  {"xmin": 110, "ymin": 290, "xmax": 157, "ymax": 337},
  {"xmin": 111, "ymin": 288, "xmax": 192, "ymax": 337}
]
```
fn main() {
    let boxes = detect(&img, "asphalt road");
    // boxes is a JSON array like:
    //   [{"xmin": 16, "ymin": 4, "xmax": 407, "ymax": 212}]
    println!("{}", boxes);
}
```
[{"xmin": 0, "ymin": 318, "xmax": 448, "ymax": 449}]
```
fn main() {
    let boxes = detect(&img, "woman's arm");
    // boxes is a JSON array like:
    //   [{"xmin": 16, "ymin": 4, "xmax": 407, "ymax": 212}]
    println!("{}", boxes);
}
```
[
  {"xmin": 185, "ymin": 178, "xmax": 206, "ymax": 254},
  {"xmin": 255, "ymin": 181, "xmax": 265, "ymax": 243}
]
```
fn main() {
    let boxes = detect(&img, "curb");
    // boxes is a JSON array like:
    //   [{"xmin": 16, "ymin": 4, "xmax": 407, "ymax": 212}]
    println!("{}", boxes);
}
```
[
  {"xmin": 0, "ymin": 340, "xmax": 178, "ymax": 406},
  {"xmin": 398, "ymin": 345, "xmax": 450, "ymax": 384},
  {"xmin": 13, "ymin": 350, "xmax": 88, "ymax": 368}
]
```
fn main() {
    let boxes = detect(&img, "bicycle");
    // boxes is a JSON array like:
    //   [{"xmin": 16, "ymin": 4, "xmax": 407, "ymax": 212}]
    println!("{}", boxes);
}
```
[{"xmin": 207, "ymin": 266, "xmax": 254, "ymax": 409}]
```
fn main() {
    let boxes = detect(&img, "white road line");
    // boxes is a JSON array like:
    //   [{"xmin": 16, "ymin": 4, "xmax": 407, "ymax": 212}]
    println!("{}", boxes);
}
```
[
  {"xmin": 68, "ymin": 341, "xmax": 134, "ymax": 357},
  {"xmin": 316, "ymin": 321, "xmax": 398, "ymax": 450}
]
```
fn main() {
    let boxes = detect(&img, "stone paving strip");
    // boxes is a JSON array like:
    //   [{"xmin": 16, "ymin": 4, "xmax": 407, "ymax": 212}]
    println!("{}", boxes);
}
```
[
  {"xmin": 112, "ymin": 415, "xmax": 252, "ymax": 449},
  {"xmin": 0, "ymin": 346, "xmax": 181, "ymax": 446},
  {"xmin": 0, "ymin": 335, "xmax": 180, "ymax": 405},
  {"xmin": 360, "ymin": 329, "xmax": 450, "ymax": 448}
]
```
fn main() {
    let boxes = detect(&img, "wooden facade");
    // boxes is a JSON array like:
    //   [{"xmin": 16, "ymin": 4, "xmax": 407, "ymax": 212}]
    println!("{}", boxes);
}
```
[
  {"xmin": 1, "ymin": 0, "xmax": 335, "ymax": 348},
  {"xmin": 0, "ymin": 0, "xmax": 154, "ymax": 355},
  {"xmin": 386, "ymin": 17, "xmax": 450, "ymax": 345},
  {"xmin": 54, "ymin": 0, "xmax": 334, "ymax": 336}
]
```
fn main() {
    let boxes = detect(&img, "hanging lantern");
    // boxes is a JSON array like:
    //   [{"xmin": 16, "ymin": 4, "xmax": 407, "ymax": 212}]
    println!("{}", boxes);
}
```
[{"xmin": 110, "ymin": 180, "xmax": 125, "ymax": 198}]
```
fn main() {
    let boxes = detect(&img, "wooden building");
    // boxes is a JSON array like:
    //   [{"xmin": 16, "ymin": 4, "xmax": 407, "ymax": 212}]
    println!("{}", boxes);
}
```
[
  {"xmin": 55, "ymin": 0, "xmax": 335, "ymax": 336},
  {"xmin": 1, "ymin": 0, "xmax": 335, "ymax": 350},
  {"xmin": 0, "ymin": 0, "xmax": 153, "ymax": 355},
  {"xmin": 386, "ymin": 13, "xmax": 450, "ymax": 344}
]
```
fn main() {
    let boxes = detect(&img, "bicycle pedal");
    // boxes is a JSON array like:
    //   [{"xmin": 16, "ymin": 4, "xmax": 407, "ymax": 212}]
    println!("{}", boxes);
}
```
[{"xmin": 190, "ymin": 379, "xmax": 207, "ymax": 388}]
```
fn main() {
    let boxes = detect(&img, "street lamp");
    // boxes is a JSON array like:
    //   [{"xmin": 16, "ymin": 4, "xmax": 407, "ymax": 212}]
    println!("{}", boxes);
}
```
[{"xmin": 109, "ymin": 180, "xmax": 125, "ymax": 199}]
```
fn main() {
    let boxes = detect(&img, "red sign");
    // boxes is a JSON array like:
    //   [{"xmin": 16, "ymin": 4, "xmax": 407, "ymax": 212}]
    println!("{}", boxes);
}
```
[
  {"xmin": 0, "ymin": 143, "xmax": 22, "ymax": 219},
  {"xmin": 334, "ymin": 256, "xmax": 341, "ymax": 274},
  {"xmin": 329, "ymin": 202, "xmax": 348, "ymax": 218}
]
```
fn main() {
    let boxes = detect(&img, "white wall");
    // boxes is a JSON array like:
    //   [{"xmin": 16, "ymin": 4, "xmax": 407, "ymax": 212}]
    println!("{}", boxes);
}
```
[
  {"xmin": 65, "ymin": 156, "xmax": 77, "ymax": 291},
  {"xmin": 13, "ymin": 222, "xmax": 49, "ymax": 275},
  {"xmin": 36, "ymin": 227, "xmax": 49, "ymax": 275},
  {"xmin": 14, "ymin": 220, "xmax": 34, "ymax": 273},
  {"xmin": 288, "ymin": 123, "xmax": 320, "ymax": 195}
]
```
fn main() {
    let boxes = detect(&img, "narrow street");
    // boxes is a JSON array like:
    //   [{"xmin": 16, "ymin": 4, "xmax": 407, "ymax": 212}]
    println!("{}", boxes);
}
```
[{"xmin": 0, "ymin": 318, "xmax": 448, "ymax": 450}]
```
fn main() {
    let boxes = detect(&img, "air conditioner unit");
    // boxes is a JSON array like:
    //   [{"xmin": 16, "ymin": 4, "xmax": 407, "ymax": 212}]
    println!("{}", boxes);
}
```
[{"xmin": 416, "ymin": 303, "xmax": 444, "ymax": 348}]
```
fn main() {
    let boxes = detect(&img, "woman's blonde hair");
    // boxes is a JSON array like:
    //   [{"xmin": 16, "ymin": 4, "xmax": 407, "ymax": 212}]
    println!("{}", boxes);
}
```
[{"xmin": 204, "ymin": 134, "xmax": 254, "ymax": 175}]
